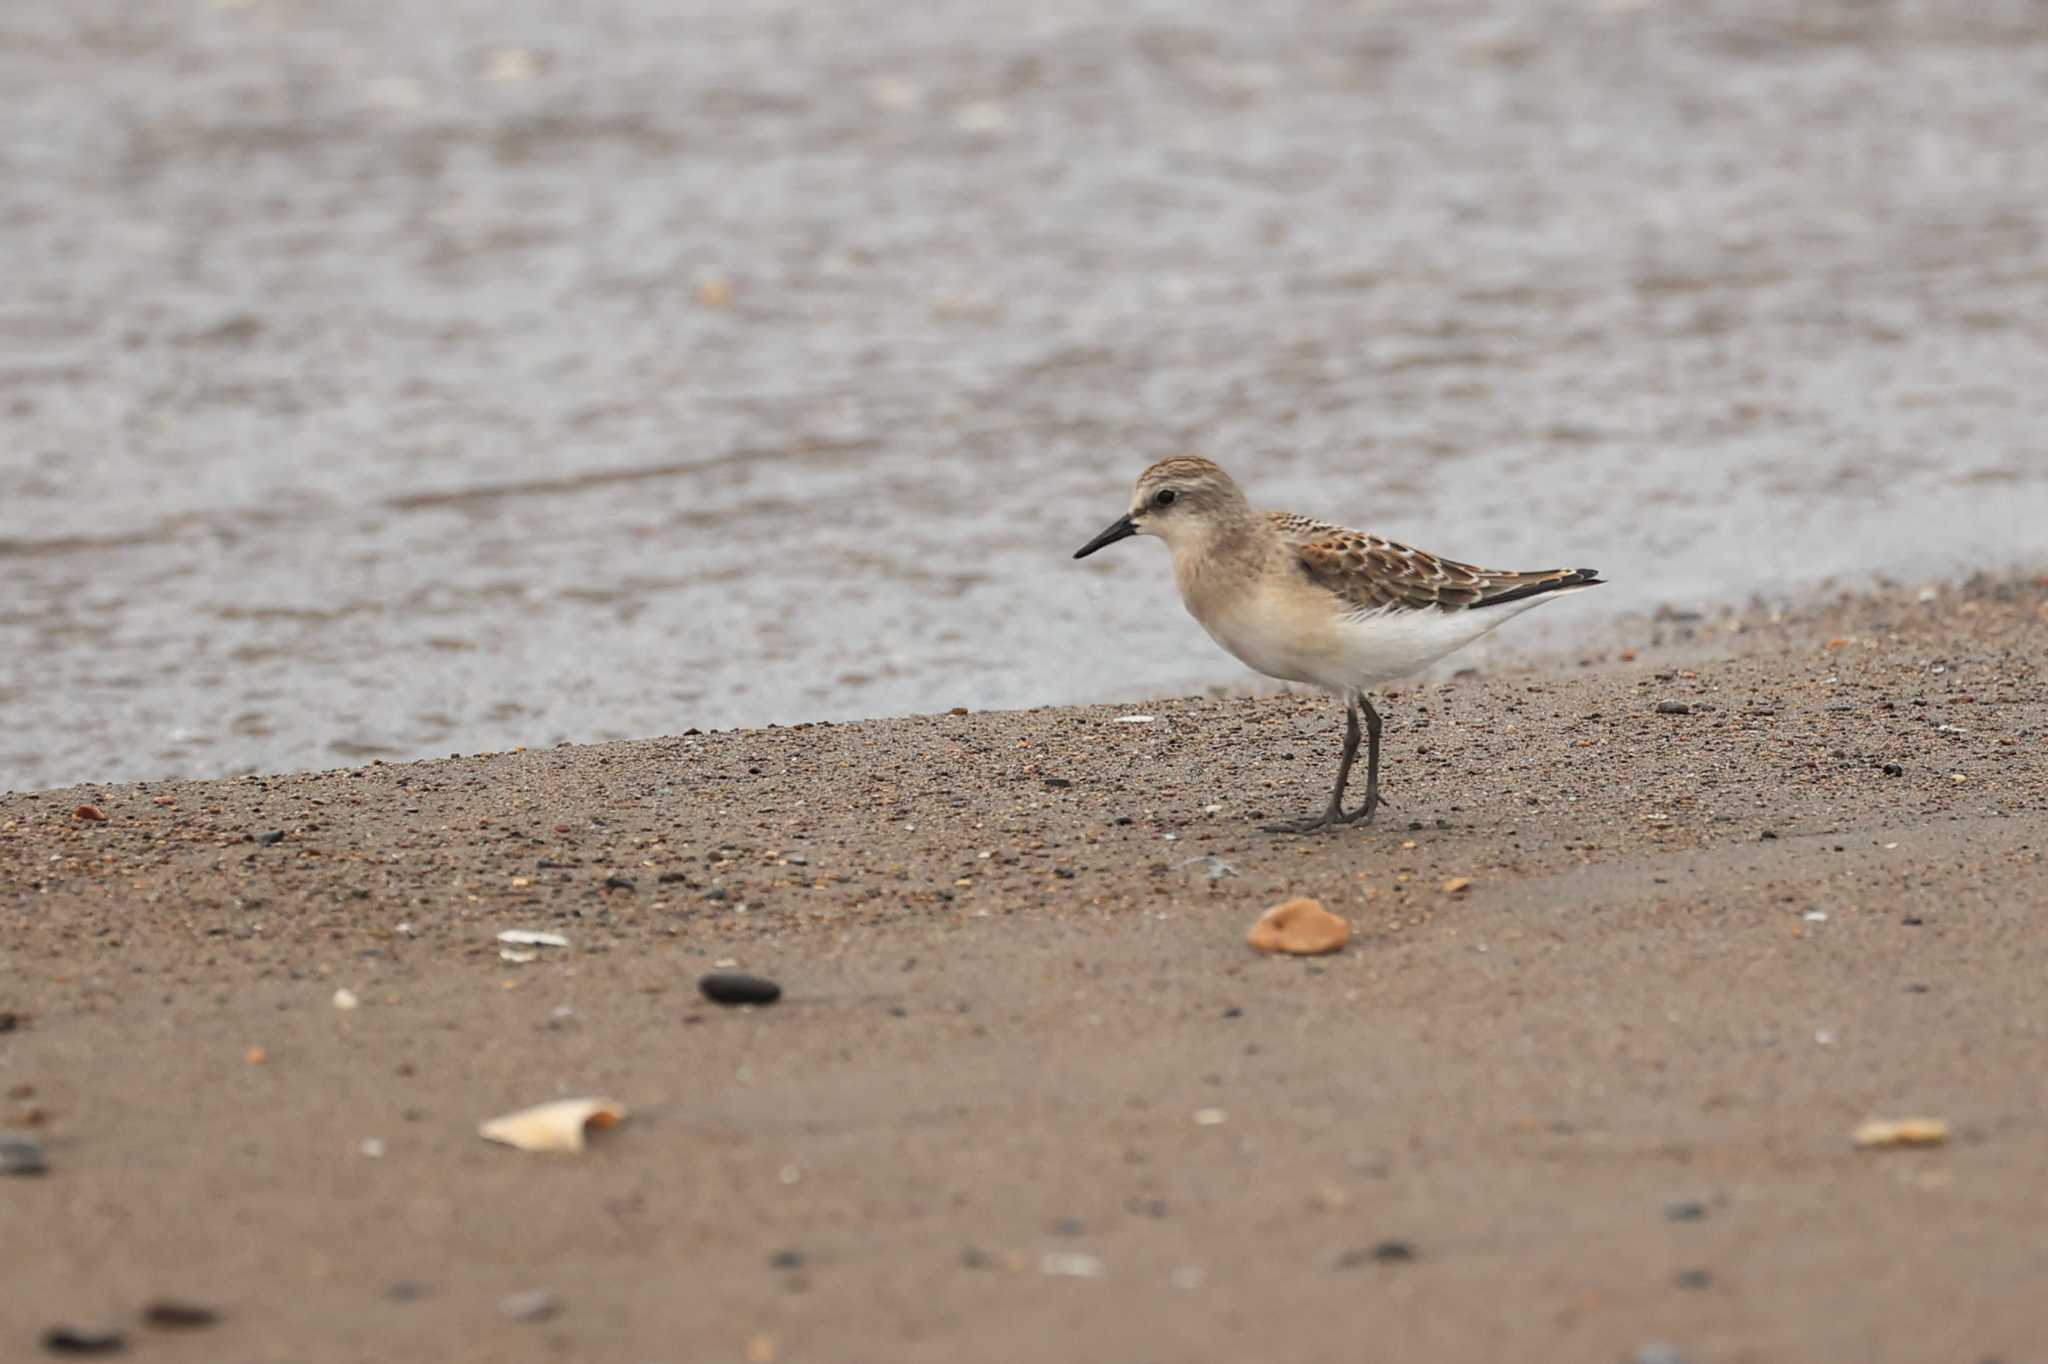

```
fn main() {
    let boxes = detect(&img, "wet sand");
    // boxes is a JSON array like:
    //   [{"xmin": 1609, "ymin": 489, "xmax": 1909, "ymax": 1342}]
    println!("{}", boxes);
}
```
[
  {"xmin": 3, "ymin": 575, "xmax": 2044, "ymax": 1362},
  {"xmin": 8, "ymin": 0, "xmax": 2048, "ymax": 789}
]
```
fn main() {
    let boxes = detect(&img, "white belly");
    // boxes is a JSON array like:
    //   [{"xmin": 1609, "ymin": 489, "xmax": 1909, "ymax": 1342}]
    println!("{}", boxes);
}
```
[{"xmin": 1199, "ymin": 593, "xmax": 1555, "ymax": 693}]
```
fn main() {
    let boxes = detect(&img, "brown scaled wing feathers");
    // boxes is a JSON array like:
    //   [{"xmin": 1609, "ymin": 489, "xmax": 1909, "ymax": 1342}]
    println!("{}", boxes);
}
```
[{"xmin": 1271, "ymin": 512, "xmax": 1602, "ymax": 614}]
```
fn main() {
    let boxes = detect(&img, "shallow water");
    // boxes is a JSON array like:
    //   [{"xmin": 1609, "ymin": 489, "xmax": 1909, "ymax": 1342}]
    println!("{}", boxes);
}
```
[{"xmin": 4, "ymin": 0, "xmax": 2047, "ymax": 791}]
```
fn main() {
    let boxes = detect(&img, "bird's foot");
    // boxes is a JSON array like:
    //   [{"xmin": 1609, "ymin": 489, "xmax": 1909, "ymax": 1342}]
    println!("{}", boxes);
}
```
[
  {"xmin": 1262, "ymin": 790, "xmax": 1381, "ymax": 834},
  {"xmin": 1336, "ymin": 789, "xmax": 1382, "ymax": 825},
  {"xmin": 1262, "ymin": 811, "xmax": 1340, "ymax": 834}
]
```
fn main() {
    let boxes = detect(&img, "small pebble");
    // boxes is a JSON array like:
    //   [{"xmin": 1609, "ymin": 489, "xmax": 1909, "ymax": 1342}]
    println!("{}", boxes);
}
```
[
  {"xmin": 498, "ymin": 1289, "xmax": 557, "ymax": 1322},
  {"xmin": 1882, "ymin": 763, "xmax": 1904, "ymax": 776},
  {"xmin": 1674, "ymin": 1268, "xmax": 1713, "ymax": 1290},
  {"xmin": 699, "ymin": 972, "xmax": 781, "ymax": 1006},
  {"xmin": 959, "ymin": 1246, "xmax": 991, "ymax": 1270},
  {"xmin": 1902, "ymin": 916, "xmax": 1923, "ymax": 926},
  {"xmin": 255, "ymin": 830, "xmax": 285, "ymax": 845},
  {"xmin": 41, "ymin": 1326, "xmax": 125, "ymax": 1355},
  {"xmin": 1054, "ymin": 1217, "xmax": 1085, "ymax": 1236},
  {"xmin": 769, "ymin": 1249, "xmax": 805, "ymax": 1270},
  {"xmin": 1, "ymin": 1134, "xmax": 46, "ymax": 1175},
  {"xmin": 1664, "ymin": 1201, "xmax": 1707, "ymax": 1222},
  {"xmin": 385, "ymin": 1281, "xmax": 427, "ymax": 1302},
  {"xmin": 1335, "ymin": 1240, "xmax": 1415, "ymax": 1268},
  {"xmin": 72, "ymin": 805, "xmax": 106, "ymax": 822},
  {"xmin": 142, "ymin": 1301, "xmax": 219, "ymax": 1330},
  {"xmin": 603, "ymin": 875, "xmax": 636, "ymax": 891},
  {"xmin": 1655, "ymin": 701, "xmax": 1691, "ymax": 716}
]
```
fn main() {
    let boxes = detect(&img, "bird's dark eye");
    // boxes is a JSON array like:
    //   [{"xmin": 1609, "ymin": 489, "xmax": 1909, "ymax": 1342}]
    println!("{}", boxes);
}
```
[{"xmin": 1153, "ymin": 488, "xmax": 1178, "ymax": 508}]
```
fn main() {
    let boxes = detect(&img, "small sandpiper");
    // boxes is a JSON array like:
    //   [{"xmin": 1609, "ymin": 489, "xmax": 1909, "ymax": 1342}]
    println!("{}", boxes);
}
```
[{"xmin": 1074, "ymin": 456, "xmax": 1603, "ymax": 832}]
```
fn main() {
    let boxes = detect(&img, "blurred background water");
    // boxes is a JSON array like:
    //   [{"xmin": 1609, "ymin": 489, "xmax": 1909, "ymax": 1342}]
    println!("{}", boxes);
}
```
[{"xmin": 4, "ymin": 0, "xmax": 2046, "ymax": 791}]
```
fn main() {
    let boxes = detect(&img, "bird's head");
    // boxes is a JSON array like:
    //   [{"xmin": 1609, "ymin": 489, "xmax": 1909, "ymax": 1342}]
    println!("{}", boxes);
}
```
[{"xmin": 1072, "ymin": 456, "xmax": 1250, "ymax": 559}]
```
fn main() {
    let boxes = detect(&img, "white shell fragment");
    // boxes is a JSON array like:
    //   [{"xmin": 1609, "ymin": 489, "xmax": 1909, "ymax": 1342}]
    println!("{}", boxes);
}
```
[
  {"xmin": 499, "ymin": 949, "xmax": 538, "ymax": 964},
  {"xmin": 479, "ymin": 1098, "xmax": 627, "ymax": 1153},
  {"xmin": 1112, "ymin": 714, "xmax": 1156, "ymax": 724},
  {"xmin": 1853, "ymin": 1117, "xmax": 1950, "ymax": 1149},
  {"xmin": 496, "ymin": 930, "xmax": 569, "ymax": 948},
  {"xmin": 1040, "ymin": 1252, "xmax": 1105, "ymax": 1279},
  {"xmin": 331, "ymin": 988, "xmax": 360, "ymax": 1010}
]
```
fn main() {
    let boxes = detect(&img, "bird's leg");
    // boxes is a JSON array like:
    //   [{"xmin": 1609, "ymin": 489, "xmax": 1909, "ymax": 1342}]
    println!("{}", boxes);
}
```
[
  {"xmin": 1264, "ymin": 694, "xmax": 1362, "ymax": 834},
  {"xmin": 1336, "ymin": 697, "xmax": 1384, "ymax": 825}
]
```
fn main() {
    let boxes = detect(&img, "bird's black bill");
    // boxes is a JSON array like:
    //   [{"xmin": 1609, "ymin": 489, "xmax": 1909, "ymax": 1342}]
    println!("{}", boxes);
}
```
[{"xmin": 1073, "ymin": 514, "xmax": 1138, "ymax": 559}]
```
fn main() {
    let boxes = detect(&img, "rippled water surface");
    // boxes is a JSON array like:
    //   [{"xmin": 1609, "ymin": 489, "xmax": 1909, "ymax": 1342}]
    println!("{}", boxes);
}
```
[{"xmin": 5, "ymin": 0, "xmax": 2047, "ymax": 790}]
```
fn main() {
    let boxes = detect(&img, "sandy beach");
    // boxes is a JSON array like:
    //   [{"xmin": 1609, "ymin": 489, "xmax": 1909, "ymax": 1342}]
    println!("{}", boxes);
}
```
[
  {"xmin": 9, "ymin": 0, "xmax": 2048, "ymax": 791},
  {"xmin": 4, "ymin": 574, "xmax": 2044, "ymax": 1362}
]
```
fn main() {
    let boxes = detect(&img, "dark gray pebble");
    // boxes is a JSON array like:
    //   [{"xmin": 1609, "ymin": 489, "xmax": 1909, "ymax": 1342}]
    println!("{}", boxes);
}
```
[
  {"xmin": 1222, "ymin": 1007, "xmax": 1243, "ymax": 1019},
  {"xmin": 1655, "ymin": 701, "xmax": 1691, "ymax": 716},
  {"xmin": 699, "ymin": 972, "xmax": 781, "ymax": 1006},
  {"xmin": 603, "ymin": 875, "xmax": 636, "ymax": 891},
  {"xmin": 657, "ymin": 871, "xmax": 690, "ymax": 884},
  {"xmin": 1336, "ymin": 1240, "xmax": 1415, "ymax": 1268},
  {"xmin": 1, "ymin": 1135, "xmax": 46, "ymax": 1176},
  {"xmin": 42, "ymin": 1327, "xmax": 125, "ymax": 1356},
  {"xmin": 385, "ymin": 1281, "xmax": 428, "ymax": 1302},
  {"xmin": 703, "ymin": 885, "xmax": 728, "ymax": 901},
  {"xmin": 1674, "ymin": 1269, "xmax": 1713, "ymax": 1290},
  {"xmin": 769, "ymin": 1249, "xmax": 805, "ymax": 1270},
  {"xmin": 0, "ymin": 1011, "xmax": 19, "ymax": 1032},
  {"xmin": 1882, "ymin": 762, "xmax": 1905, "ymax": 776},
  {"xmin": 1054, "ymin": 1217, "xmax": 1085, "ymax": 1236},
  {"xmin": 142, "ymin": 1301, "xmax": 218, "ymax": 1330},
  {"xmin": 960, "ymin": 1246, "xmax": 991, "ymax": 1270},
  {"xmin": 1044, "ymin": 778, "xmax": 1072, "ymax": 788},
  {"xmin": 1903, "ymin": 916, "xmax": 1924, "ymax": 926},
  {"xmin": 255, "ymin": 830, "xmax": 285, "ymax": 845},
  {"xmin": 1664, "ymin": 1200, "xmax": 1707, "ymax": 1222}
]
